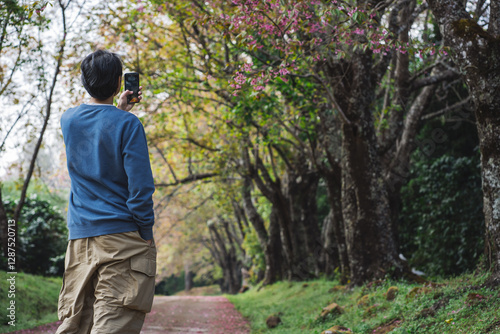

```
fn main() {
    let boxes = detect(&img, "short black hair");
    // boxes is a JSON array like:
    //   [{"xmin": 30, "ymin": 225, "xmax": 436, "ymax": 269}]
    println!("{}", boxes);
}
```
[{"xmin": 81, "ymin": 49, "xmax": 123, "ymax": 100}]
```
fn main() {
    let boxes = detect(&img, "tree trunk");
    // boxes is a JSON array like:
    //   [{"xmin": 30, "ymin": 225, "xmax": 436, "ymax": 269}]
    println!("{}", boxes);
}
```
[
  {"xmin": 321, "ymin": 210, "xmax": 339, "ymax": 274},
  {"xmin": 207, "ymin": 221, "xmax": 242, "ymax": 294},
  {"xmin": 285, "ymin": 170, "xmax": 321, "ymax": 276},
  {"xmin": 184, "ymin": 262, "xmax": 193, "ymax": 291},
  {"xmin": 221, "ymin": 217, "xmax": 243, "ymax": 292},
  {"xmin": 323, "ymin": 169, "xmax": 350, "ymax": 281},
  {"xmin": 241, "ymin": 177, "xmax": 283, "ymax": 285},
  {"xmin": 316, "ymin": 105, "xmax": 350, "ymax": 280},
  {"xmin": 339, "ymin": 51, "xmax": 404, "ymax": 285},
  {"xmin": 379, "ymin": 0, "xmax": 414, "ymax": 250},
  {"xmin": 245, "ymin": 146, "xmax": 317, "ymax": 280},
  {"xmin": 271, "ymin": 190, "xmax": 301, "ymax": 280},
  {"xmin": 428, "ymin": 0, "xmax": 500, "ymax": 283},
  {"xmin": 273, "ymin": 182, "xmax": 316, "ymax": 280},
  {"xmin": 264, "ymin": 205, "xmax": 284, "ymax": 285},
  {"xmin": 241, "ymin": 177, "xmax": 268, "ymax": 248},
  {"xmin": 0, "ymin": 186, "xmax": 9, "ymax": 259}
]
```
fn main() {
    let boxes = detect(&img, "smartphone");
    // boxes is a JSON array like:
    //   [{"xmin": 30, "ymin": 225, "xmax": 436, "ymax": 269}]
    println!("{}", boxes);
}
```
[{"xmin": 124, "ymin": 72, "xmax": 140, "ymax": 103}]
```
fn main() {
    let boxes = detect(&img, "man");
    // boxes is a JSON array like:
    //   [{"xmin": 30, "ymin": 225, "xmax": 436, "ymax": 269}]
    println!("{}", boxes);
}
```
[{"xmin": 56, "ymin": 49, "xmax": 156, "ymax": 334}]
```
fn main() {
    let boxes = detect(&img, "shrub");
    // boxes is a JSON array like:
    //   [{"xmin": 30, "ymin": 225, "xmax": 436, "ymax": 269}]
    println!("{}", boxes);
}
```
[
  {"xmin": 400, "ymin": 154, "xmax": 484, "ymax": 277},
  {"xmin": 2, "ymin": 195, "xmax": 68, "ymax": 276}
]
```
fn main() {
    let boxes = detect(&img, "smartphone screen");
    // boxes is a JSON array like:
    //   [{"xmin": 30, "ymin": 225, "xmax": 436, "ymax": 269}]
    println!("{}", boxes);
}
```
[{"xmin": 124, "ymin": 72, "xmax": 140, "ymax": 103}]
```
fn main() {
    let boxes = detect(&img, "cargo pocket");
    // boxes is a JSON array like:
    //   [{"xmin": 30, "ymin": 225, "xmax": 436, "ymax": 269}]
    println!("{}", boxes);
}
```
[{"xmin": 123, "ymin": 250, "xmax": 157, "ymax": 313}]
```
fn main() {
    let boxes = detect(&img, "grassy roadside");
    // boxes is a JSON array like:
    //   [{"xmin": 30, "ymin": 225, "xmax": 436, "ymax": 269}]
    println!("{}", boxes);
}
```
[
  {"xmin": 174, "ymin": 284, "xmax": 222, "ymax": 296},
  {"xmin": 227, "ymin": 272, "xmax": 500, "ymax": 334},
  {"xmin": 0, "ymin": 270, "xmax": 61, "ymax": 334}
]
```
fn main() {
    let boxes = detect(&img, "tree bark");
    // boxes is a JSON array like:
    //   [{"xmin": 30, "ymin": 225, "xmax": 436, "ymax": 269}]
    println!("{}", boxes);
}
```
[
  {"xmin": 316, "ymin": 105, "xmax": 350, "ymax": 280},
  {"xmin": 285, "ymin": 169, "xmax": 321, "ymax": 277},
  {"xmin": 428, "ymin": 0, "xmax": 500, "ymax": 283},
  {"xmin": 244, "ymin": 145, "xmax": 317, "ymax": 280},
  {"xmin": 489, "ymin": 0, "xmax": 500, "ymax": 36},
  {"xmin": 271, "ymin": 187, "xmax": 311, "ymax": 280},
  {"xmin": 265, "ymin": 205, "xmax": 284, "ymax": 285},
  {"xmin": 208, "ymin": 222, "xmax": 242, "ymax": 294},
  {"xmin": 323, "ymin": 169, "xmax": 350, "ymax": 281},
  {"xmin": 184, "ymin": 262, "xmax": 193, "ymax": 291},
  {"xmin": 379, "ymin": 0, "xmax": 414, "ymax": 249},
  {"xmin": 321, "ymin": 210, "xmax": 340, "ymax": 275},
  {"xmin": 241, "ymin": 177, "xmax": 268, "ymax": 247},
  {"xmin": 379, "ymin": 0, "xmax": 414, "ymax": 150},
  {"xmin": 337, "ymin": 51, "xmax": 404, "ymax": 285},
  {"xmin": 241, "ymin": 176, "xmax": 283, "ymax": 285}
]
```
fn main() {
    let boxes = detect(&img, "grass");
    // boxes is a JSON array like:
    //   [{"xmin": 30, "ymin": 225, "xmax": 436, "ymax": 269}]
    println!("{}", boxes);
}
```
[
  {"xmin": 0, "ymin": 270, "xmax": 62, "ymax": 334},
  {"xmin": 227, "ymin": 271, "xmax": 500, "ymax": 333},
  {"xmin": 2, "ymin": 269, "xmax": 500, "ymax": 334},
  {"xmin": 174, "ymin": 284, "xmax": 222, "ymax": 296}
]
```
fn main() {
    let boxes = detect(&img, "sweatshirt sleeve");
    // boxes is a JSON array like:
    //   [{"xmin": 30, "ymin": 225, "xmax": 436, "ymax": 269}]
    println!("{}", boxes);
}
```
[{"xmin": 122, "ymin": 120, "xmax": 155, "ymax": 240}]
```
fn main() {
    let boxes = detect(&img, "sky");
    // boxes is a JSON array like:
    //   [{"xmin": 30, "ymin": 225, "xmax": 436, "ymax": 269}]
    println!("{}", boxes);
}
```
[{"xmin": 0, "ymin": 0, "xmax": 102, "ymax": 182}]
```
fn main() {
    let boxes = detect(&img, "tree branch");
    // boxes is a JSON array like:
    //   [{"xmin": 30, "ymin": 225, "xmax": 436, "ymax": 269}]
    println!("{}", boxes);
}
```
[
  {"xmin": 0, "ymin": 97, "xmax": 35, "ymax": 152},
  {"xmin": 154, "ymin": 144, "xmax": 178, "ymax": 183},
  {"xmin": 411, "ymin": 70, "xmax": 459, "ymax": 90},
  {"xmin": 14, "ymin": 0, "xmax": 68, "ymax": 223},
  {"xmin": 421, "ymin": 96, "xmax": 471, "ymax": 120},
  {"xmin": 155, "ymin": 173, "xmax": 219, "ymax": 187},
  {"xmin": 182, "ymin": 137, "xmax": 221, "ymax": 152}
]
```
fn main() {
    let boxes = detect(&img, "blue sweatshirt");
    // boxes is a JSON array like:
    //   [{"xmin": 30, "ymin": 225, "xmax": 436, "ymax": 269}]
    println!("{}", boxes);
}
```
[{"xmin": 61, "ymin": 104, "xmax": 155, "ymax": 240}]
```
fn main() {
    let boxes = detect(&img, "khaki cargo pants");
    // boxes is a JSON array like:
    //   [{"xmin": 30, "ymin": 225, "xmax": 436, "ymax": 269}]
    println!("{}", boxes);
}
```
[{"xmin": 56, "ymin": 230, "xmax": 157, "ymax": 334}]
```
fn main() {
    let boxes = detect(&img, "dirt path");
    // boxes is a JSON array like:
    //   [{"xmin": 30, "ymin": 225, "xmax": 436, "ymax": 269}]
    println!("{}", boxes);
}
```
[
  {"xmin": 6, "ymin": 296, "xmax": 250, "ymax": 334},
  {"xmin": 141, "ymin": 296, "xmax": 250, "ymax": 334}
]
